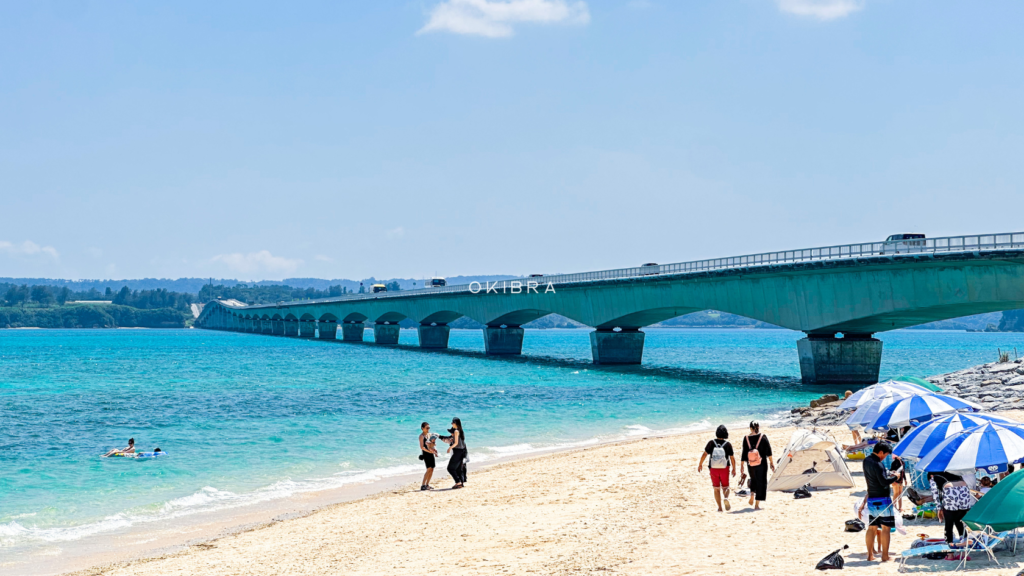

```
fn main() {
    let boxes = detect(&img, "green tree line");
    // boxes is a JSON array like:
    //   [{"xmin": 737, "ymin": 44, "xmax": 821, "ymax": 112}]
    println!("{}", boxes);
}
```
[
  {"xmin": 197, "ymin": 282, "xmax": 396, "ymax": 304},
  {"xmin": 1, "ymin": 283, "xmax": 196, "ymax": 311},
  {"xmin": 0, "ymin": 304, "xmax": 189, "ymax": 328}
]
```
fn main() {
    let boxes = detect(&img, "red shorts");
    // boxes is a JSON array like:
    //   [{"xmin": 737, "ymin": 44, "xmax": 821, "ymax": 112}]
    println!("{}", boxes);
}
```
[{"xmin": 710, "ymin": 467, "xmax": 730, "ymax": 488}]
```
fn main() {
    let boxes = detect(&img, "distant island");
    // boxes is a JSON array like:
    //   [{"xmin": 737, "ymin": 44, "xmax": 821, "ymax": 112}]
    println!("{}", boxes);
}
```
[{"xmin": 2, "ymin": 277, "xmax": 1022, "ymax": 332}]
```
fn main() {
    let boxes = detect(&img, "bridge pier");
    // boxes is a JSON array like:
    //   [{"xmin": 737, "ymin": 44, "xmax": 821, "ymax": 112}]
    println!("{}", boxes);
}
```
[
  {"xmin": 341, "ymin": 322, "xmax": 365, "ymax": 342},
  {"xmin": 299, "ymin": 320, "xmax": 316, "ymax": 338},
  {"xmin": 272, "ymin": 319, "xmax": 284, "ymax": 336},
  {"xmin": 590, "ymin": 329, "xmax": 645, "ymax": 364},
  {"xmin": 247, "ymin": 318, "xmax": 258, "ymax": 333},
  {"xmin": 317, "ymin": 320, "xmax": 338, "ymax": 340},
  {"xmin": 373, "ymin": 323, "xmax": 401, "ymax": 345},
  {"xmin": 284, "ymin": 319, "xmax": 298, "ymax": 337},
  {"xmin": 261, "ymin": 319, "xmax": 273, "ymax": 334},
  {"xmin": 417, "ymin": 324, "xmax": 450, "ymax": 349},
  {"xmin": 484, "ymin": 326, "xmax": 524, "ymax": 355},
  {"xmin": 797, "ymin": 333, "xmax": 882, "ymax": 385}
]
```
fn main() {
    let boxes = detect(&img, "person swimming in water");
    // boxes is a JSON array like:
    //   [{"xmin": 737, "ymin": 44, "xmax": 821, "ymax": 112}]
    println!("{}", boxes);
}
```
[{"xmin": 103, "ymin": 438, "xmax": 136, "ymax": 457}]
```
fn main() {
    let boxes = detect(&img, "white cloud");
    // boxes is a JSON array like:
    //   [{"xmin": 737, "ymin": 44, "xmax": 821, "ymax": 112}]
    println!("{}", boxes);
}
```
[
  {"xmin": 210, "ymin": 250, "xmax": 303, "ymax": 276},
  {"xmin": 777, "ymin": 0, "xmax": 863, "ymax": 20},
  {"xmin": 0, "ymin": 240, "xmax": 59, "ymax": 260},
  {"xmin": 386, "ymin": 227, "xmax": 406, "ymax": 240},
  {"xmin": 419, "ymin": 0, "xmax": 590, "ymax": 38},
  {"xmin": 314, "ymin": 254, "xmax": 334, "ymax": 262}
]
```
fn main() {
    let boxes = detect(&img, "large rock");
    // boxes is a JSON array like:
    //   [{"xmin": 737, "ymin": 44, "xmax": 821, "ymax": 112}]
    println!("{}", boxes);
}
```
[
  {"xmin": 990, "ymin": 363, "xmax": 1019, "ymax": 373},
  {"xmin": 981, "ymin": 379, "xmax": 1002, "ymax": 387},
  {"xmin": 809, "ymin": 394, "xmax": 840, "ymax": 408}
]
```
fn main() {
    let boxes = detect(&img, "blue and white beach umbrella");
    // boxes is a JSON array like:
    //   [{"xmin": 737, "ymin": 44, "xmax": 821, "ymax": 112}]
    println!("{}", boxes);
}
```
[
  {"xmin": 918, "ymin": 422, "xmax": 1024, "ymax": 472},
  {"xmin": 867, "ymin": 394, "xmax": 982, "ymax": 430},
  {"xmin": 892, "ymin": 413, "xmax": 1016, "ymax": 459},
  {"xmin": 846, "ymin": 394, "xmax": 907, "ymax": 429},
  {"xmin": 838, "ymin": 380, "xmax": 932, "ymax": 411}
]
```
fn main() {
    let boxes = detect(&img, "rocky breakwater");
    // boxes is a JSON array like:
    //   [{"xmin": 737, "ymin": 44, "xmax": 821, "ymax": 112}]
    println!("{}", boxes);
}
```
[
  {"xmin": 929, "ymin": 357, "xmax": 1024, "ymax": 411},
  {"xmin": 784, "ymin": 357, "xmax": 1024, "ymax": 428}
]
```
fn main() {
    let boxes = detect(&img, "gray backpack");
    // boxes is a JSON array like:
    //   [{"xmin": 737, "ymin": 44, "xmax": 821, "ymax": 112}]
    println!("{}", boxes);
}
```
[{"xmin": 710, "ymin": 439, "xmax": 728, "ymax": 469}]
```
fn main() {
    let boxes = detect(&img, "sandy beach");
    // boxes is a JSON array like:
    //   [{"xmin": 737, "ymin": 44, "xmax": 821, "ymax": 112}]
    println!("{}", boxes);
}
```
[{"xmin": 64, "ymin": 411, "xmax": 1024, "ymax": 576}]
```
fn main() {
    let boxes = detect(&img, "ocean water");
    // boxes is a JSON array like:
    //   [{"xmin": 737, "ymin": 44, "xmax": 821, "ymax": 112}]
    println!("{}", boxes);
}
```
[{"xmin": 2, "ymin": 327, "xmax": 1024, "ymax": 560}]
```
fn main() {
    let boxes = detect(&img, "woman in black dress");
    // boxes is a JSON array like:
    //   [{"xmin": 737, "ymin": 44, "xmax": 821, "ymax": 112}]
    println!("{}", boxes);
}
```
[
  {"xmin": 445, "ymin": 417, "xmax": 468, "ymax": 489},
  {"xmin": 740, "ymin": 421, "xmax": 774, "ymax": 510}
]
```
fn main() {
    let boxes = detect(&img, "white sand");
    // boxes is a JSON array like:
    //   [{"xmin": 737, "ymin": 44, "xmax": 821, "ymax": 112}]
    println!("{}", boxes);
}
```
[{"xmin": 70, "ymin": 413, "xmax": 1024, "ymax": 576}]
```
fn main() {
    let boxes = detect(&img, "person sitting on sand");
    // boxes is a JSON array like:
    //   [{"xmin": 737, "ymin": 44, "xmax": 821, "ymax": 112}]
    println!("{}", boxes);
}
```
[
  {"xmin": 976, "ymin": 476, "xmax": 995, "ymax": 497},
  {"xmin": 859, "ymin": 442, "xmax": 900, "ymax": 562},
  {"xmin": 697, "ymin": 425, "xmax": 736, "ymax": 512},
  {"xmin": 102, "ymin": 438, "xmax": 135, "ymax": 457},
  {"xmin": 418, "ymin": 422, "xmax": 439, "ymax": 491}
]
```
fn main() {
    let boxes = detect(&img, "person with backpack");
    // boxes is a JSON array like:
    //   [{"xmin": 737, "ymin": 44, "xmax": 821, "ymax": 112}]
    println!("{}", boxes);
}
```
[
  {"xmin": 697, "ymin": 425, "xmax": 737, "ymax": 512},
  {"xmin": 740, "ymin": 421, "xmax": 774, "ymax": 510}
]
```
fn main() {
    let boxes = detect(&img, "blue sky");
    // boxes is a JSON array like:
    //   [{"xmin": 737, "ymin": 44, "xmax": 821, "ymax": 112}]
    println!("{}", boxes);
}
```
[{"xmin": 1, "ymin": 0, "xmax": 1022, "ymax": 281}]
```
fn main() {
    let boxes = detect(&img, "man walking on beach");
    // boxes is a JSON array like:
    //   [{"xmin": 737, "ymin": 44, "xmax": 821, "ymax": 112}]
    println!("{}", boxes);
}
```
[
  {"xmin": 697, "ymin": 425, "xmax": 736, "ymax": 512},
  {"xmin": 859, "ymin": 442, "xmax": 900, "ymax": 562}
]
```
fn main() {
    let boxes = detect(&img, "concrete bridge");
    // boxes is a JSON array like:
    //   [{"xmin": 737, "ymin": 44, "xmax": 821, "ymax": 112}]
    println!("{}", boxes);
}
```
[{"xmin": 196, "ymin": 232, "xmax": 1024, "ymax": 385}]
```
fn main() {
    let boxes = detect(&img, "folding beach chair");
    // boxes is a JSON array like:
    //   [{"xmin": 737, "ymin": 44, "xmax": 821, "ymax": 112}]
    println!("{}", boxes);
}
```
[
  {"xmin": 898, "ymin": 544, "xmax": 958, "ymax": 573},
  {"xmin": 961, "ymin": 526, "xmax": 1013, "ymax": 568}
]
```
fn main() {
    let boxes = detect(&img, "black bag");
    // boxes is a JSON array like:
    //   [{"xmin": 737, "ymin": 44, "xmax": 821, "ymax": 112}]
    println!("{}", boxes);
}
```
[
  {"xmin": 815, "ymin": 546, "xmax": 848, "ymax": 570},
  {"xmin": 844, "ymin": 519, "xmax": 865, "ymax": 532},
  {"xmin": 795, "ymin": 487, "xmax": 812, "ymax": 499}
]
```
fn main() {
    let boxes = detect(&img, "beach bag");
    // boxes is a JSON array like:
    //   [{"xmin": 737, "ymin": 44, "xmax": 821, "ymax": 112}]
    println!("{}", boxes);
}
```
[
  {"xmin": 747, "ymin": 434, "xmax": 763, "ymax": 467},
  {"xmin": 795, "ymin": 486, "xmax": 812, "ymax": 499},
  {"xmin": 815, "ymin": 546, "xmax": 848, "ymax": 570},
  {"xmin": 710, "ymin": 440, "xmax": 728, "ymax": 469},
  {"xmin": 844, "ymin": 519, "xmax": 865, "ymax": 532}
]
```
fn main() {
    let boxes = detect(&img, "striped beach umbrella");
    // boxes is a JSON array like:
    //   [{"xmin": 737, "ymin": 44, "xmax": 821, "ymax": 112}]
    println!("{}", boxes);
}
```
[
  {"xmin": 892, "ymin": 413, "xmax": 1015, "ymax": 459},
  {"xmin": 917, "ymin": 422, "xmax": 1024, "ymax": 472},
  {"xmin": 838, "ymin": 380, "xmax": 932, "ymax": 411},
  {"xmin": 866, "ymin": 394, "xmax": 982, "ymax": 431},
  {"xmin": 845, "ymin": 394, "xmax": 909, "ymax": 429}
]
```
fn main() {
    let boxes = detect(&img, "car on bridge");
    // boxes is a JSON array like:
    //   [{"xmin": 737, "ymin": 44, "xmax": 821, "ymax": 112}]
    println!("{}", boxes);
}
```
[
  {"xmin": 881, "ymin": 233, "xmax": 926, "ymax": 255},
  {"xmin": 371, "ymin": 284, "xmax": 387, "ymax": 293},
  {"xmin": 429, "ymin": 277, "xmax": 447, "ymax": 288},
  {"xmin": 640, "ymin": 263, "xmax": 660, "ymax": 276}
]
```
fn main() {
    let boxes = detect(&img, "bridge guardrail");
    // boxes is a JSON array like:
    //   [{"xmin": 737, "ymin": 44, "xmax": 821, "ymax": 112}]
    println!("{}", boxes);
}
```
[{"xmin": 231, "ymin": 232, "xmax": 1024, "ymax": 311}]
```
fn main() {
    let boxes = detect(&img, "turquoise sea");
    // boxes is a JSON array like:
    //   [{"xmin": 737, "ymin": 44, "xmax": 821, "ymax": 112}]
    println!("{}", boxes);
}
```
[{"xmin": 3, "ymin": 327, "xmax": 1024, "ymax": 562}]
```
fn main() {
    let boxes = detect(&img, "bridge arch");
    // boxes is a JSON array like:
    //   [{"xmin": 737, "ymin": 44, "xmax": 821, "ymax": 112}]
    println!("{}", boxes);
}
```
[
  {"xmin": 483, "ymin": 309, "xmax": 589, "ymax": 328},
  {"xmin": 418, "ymin": 310, "xmax": 464, "ymax": 325},
  {"xmin": 592, "ymin": 307, "xmax": 700, "ymax": 330},
  {"xmin": 374, "ymin": 311, "xmax": 407, "ymax": 324},
  {"xmin": 319, "ymin": 312, "xmax": 339, "ymax": 322},
  {"xmin": 342, "ymin": 312, "xmax": 367, "ymax": 323}
]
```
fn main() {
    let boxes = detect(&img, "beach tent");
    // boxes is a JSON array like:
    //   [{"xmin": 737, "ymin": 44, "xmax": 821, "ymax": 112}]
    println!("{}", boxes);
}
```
[{"xmin": 768, "ymin": 429, "xmax": 855, "ymax": 492}]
